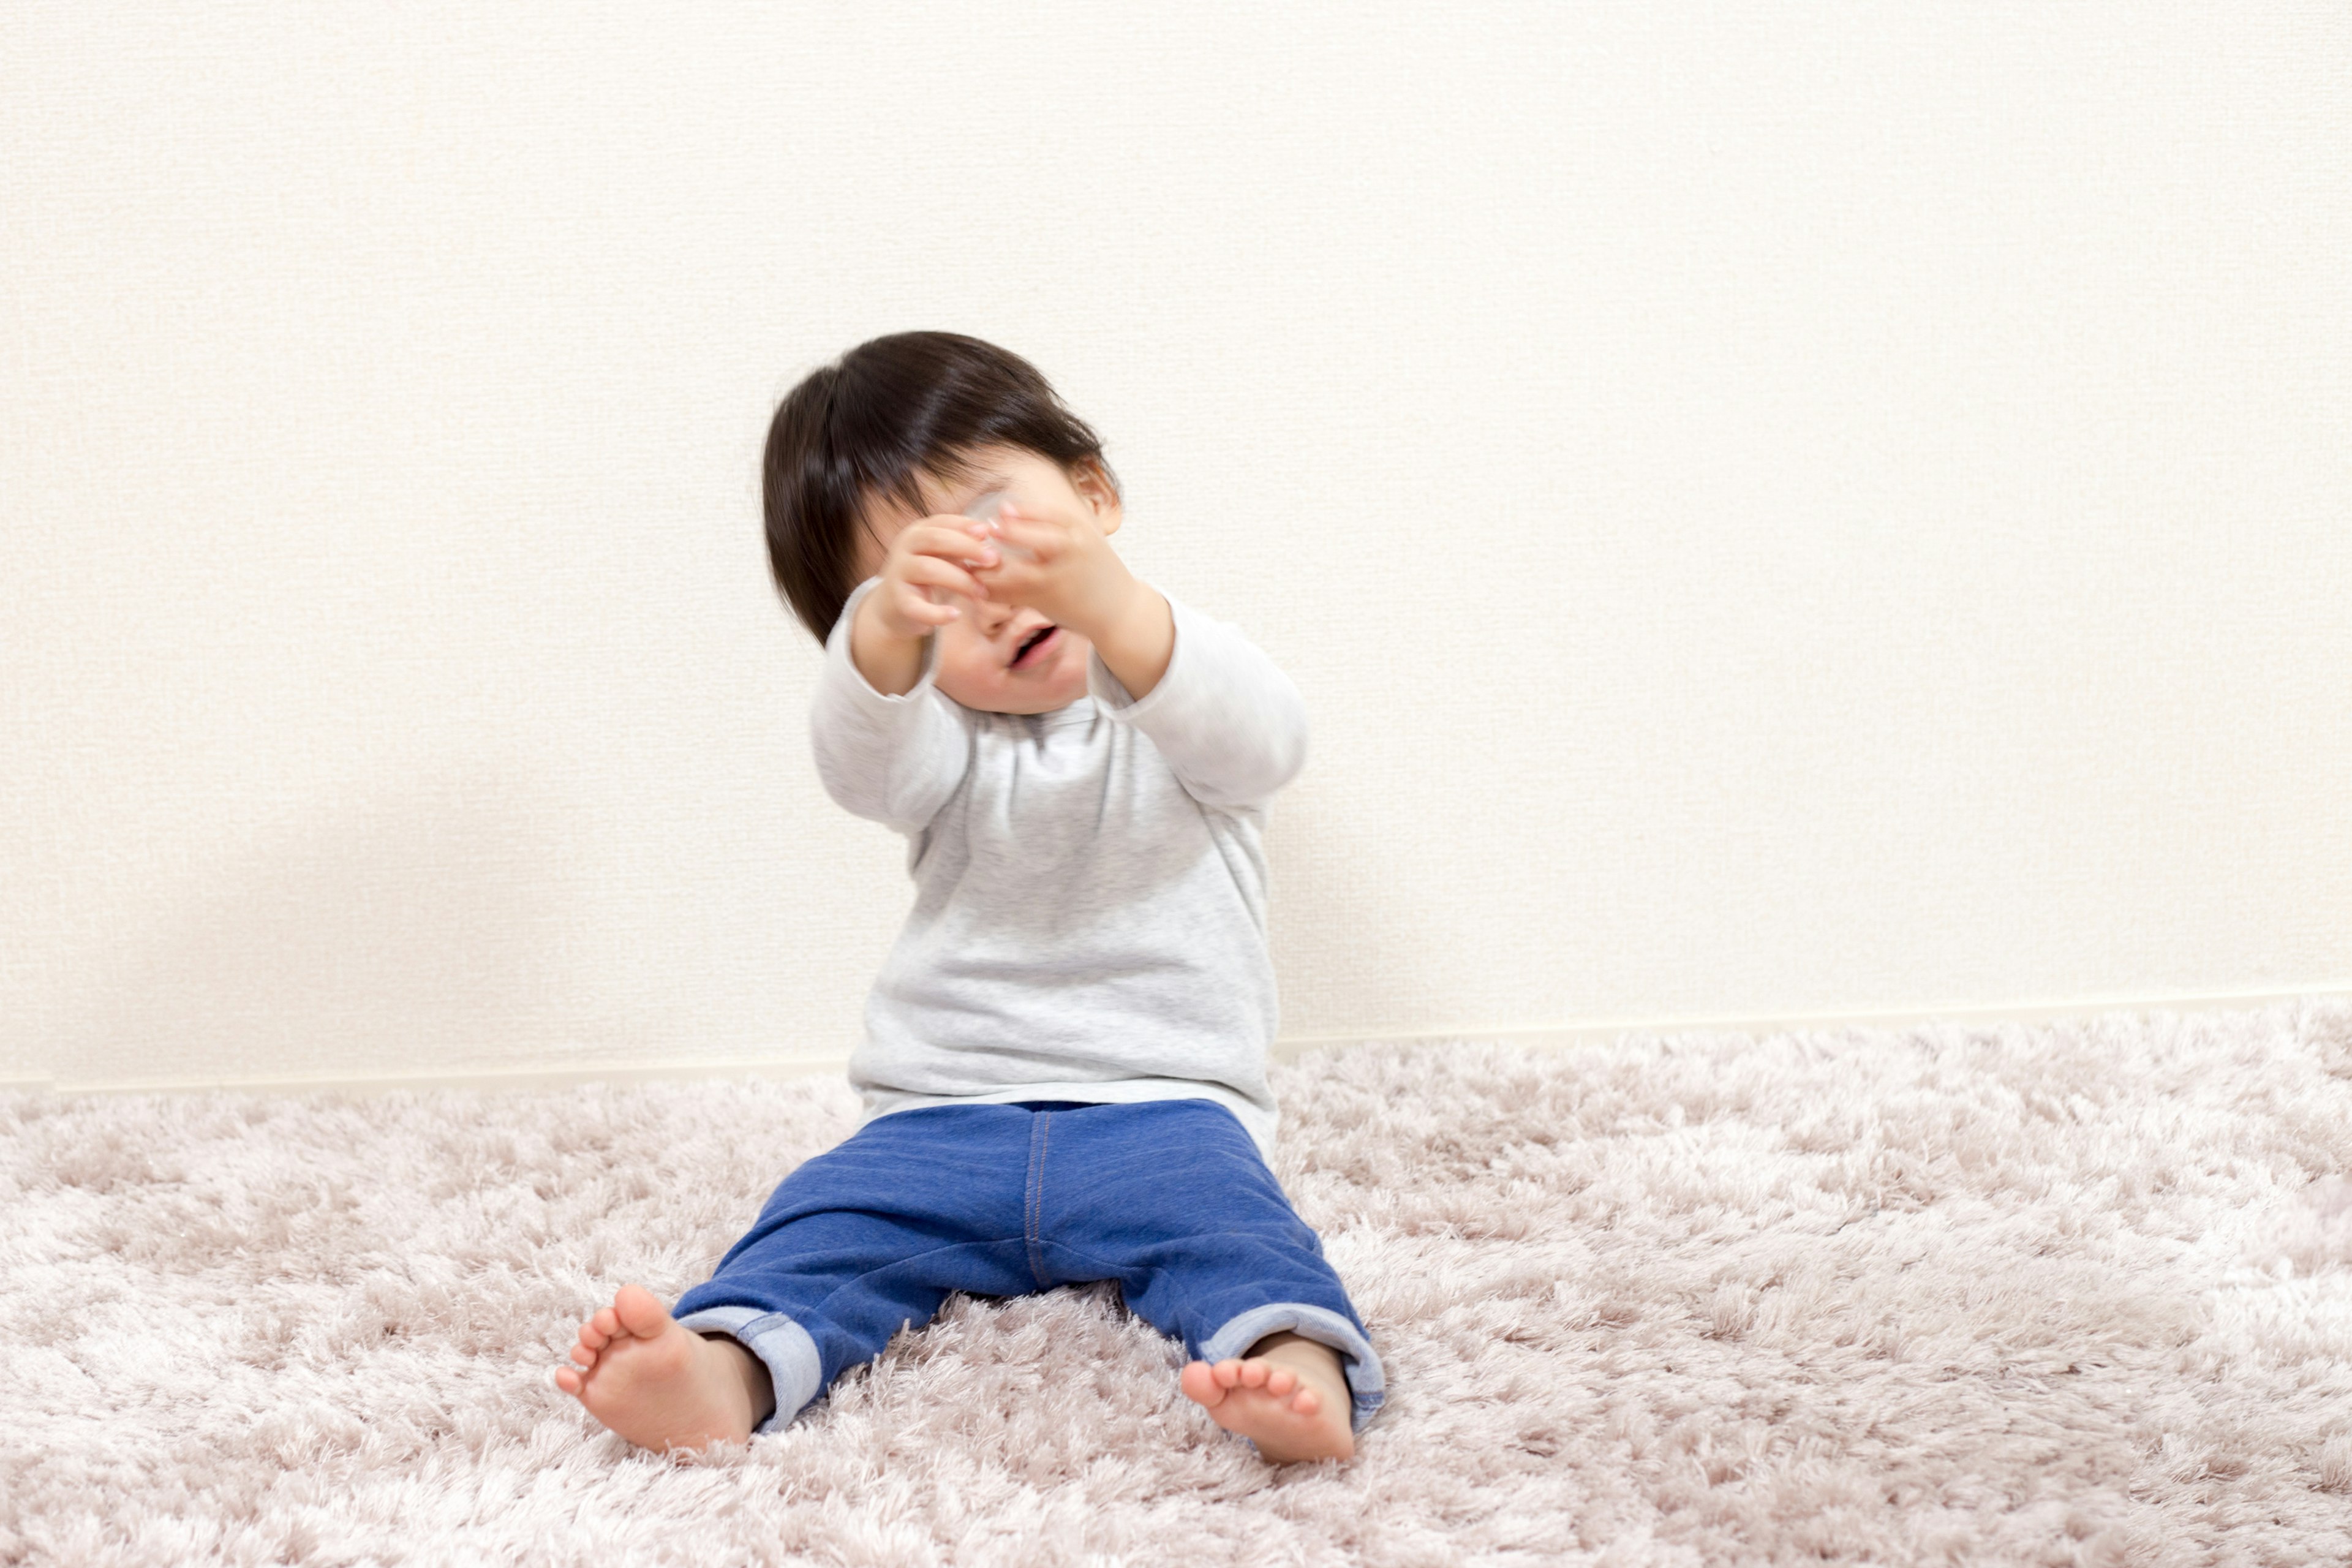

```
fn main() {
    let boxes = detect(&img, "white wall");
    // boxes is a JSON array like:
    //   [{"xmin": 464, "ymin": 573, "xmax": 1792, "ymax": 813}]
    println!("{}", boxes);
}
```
[{"xmin": 6, "ymin": 2, "xmax": 2348, "ymax": 1088}]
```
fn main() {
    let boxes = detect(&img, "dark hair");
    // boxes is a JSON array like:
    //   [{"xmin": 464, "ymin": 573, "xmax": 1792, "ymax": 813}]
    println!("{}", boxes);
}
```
[{"xmin": 761, "ymin": 331, "xmax": 1118, "ymax": 642}]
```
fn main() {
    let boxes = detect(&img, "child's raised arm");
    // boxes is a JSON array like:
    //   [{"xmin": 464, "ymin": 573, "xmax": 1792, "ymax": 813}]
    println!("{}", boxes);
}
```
[
  {"xmin": 975, "ymin": 499, "xmax": 1306, "ymax": 812},
  {"xmin": 813, "ymin": 571, "xmax": 974, "ymax": 835},
  {"xmin": 1087, "ymin": 595, "xmax": 1309, "ymax": 812}
]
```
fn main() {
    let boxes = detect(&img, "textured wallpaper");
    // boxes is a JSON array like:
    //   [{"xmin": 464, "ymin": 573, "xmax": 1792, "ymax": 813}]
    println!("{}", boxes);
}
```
[{"xmin": 5, "ymin": 3, "xmax": 2348, "ymax": 1087}]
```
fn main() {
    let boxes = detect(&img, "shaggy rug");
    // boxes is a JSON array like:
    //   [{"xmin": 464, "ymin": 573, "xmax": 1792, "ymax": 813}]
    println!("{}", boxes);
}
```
[{"xmin": 5, "ymin": 1001, "xmax": 2351, "ymax": 1567}]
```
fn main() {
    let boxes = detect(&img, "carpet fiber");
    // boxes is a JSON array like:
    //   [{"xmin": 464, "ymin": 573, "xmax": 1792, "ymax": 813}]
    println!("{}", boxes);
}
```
[{"xmin": 7, "ymin": 1001, "xmax": 2352, "ymax": 1566}]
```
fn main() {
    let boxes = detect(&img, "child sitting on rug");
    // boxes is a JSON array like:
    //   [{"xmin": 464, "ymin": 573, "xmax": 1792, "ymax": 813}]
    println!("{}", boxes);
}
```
[{"xmin": 554, "ymin": 331, "xmax": 1383, "ymax": 1463}]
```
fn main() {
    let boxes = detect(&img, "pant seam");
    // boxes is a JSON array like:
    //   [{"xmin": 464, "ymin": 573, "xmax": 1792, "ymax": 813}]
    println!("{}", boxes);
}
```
[{"xmin": 1024, "ymin": 1110, "xmax": 1053, "ymax": 1289}]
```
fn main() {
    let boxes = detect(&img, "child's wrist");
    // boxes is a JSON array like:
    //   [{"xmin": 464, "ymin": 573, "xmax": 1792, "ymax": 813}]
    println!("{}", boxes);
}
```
[
  {"xmin": 1086, "ymin": 576, "xmax": 1175, "ymax": 698},
  {"xmin": 864, "ymin": 579, "xmax": 932, "ymax": 644},
  {"xmin": 851, "ymin": 585, "xmax": 931, "ymax": 695},
  {"xmin": 1072, "ymin": 569, "xmax": 1149, "ymax": 647}
]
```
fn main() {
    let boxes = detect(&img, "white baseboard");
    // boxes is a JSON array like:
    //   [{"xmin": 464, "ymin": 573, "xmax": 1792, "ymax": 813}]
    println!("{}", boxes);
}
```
[
  {"xmin": 1265, "ymin": 984, "xmax": 2352, "ymax": 1062},
  {"xmin": 12, "ymin": 985, "xmax": 2345, "ymax": 1096},
  {"xmin": 18, "ymin": 1060, "xmax": 852, "ymax": 1098}
]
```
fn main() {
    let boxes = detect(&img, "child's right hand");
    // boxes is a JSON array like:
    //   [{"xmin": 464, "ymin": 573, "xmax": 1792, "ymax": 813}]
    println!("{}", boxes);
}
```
[
  {"xmin": 850, "ymin": 514, "xmax": 1003, "ymax": 696},
  {"xmin": 864, "ymin": 515, "xmax": 1001, "ymax": 643}
]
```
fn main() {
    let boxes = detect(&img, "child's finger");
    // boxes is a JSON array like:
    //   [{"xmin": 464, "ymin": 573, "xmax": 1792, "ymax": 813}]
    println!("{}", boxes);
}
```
[
  {"xmin": 898, "ymin": 553, "xmax": 989, "ymax": 603},
  {"xmin": 902, "ymin": 521, "xmax": 1000, "ymax": 567},
  {"xmin": 887, "ymin": 578, "xmax": 961, "ymax": 625},
  {"xmin": 948, "ymin": 514, "xmax": 1000, "ymax": 541},
  {"xmin": 894, "ymin": 587, "xmax": 961, "ymax": 626},
  {"xmin": 967, "ymin": 551, "xmax": 1036, "ymax": 594},
  {"xmin": 984, "ymin": 511, "xmax": 1062, "ymax": 559}
]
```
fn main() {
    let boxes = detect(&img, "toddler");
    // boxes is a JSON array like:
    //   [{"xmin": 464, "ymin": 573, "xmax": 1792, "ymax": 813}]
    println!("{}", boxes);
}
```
[{"xmin": 555, "ymin": 331, "xmax": 1382, "ymax": 1463}]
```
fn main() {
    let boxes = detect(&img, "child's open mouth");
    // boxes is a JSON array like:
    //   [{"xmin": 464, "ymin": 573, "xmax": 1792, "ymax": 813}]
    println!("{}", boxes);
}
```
[{"xmin": 1009, "ymin": 624, "xmax": 1060, "ymax": 671}]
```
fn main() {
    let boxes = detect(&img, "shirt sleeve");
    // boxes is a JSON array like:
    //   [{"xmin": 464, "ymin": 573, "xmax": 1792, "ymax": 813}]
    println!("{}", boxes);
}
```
[
  {"xmin": 1087, "ymin": 591, "xmax": 1308, "ymax": 810},
  {"xmin": 809, "ymin": 576, "xmax": 972, "ymax": 834}
]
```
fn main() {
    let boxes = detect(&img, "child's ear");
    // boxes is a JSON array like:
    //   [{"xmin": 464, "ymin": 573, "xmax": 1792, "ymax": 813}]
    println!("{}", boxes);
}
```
[{"xmin": 1077, "ymin": 459, "xmax": 1123, "ymax": 537}]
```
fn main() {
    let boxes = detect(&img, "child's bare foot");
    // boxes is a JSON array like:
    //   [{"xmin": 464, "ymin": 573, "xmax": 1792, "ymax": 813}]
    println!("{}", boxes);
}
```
[
  {"xmin": 553, "ymin": 1284, "xmax": 775, "ymax": 1453},
  {"xmin": 1180, "ymin": 1330, "xmax": 1355, "ymax": 1463}
]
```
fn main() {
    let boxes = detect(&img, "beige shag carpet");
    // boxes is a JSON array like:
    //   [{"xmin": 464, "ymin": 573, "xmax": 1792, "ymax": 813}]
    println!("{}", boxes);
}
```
[{"xmin": 7, "ymin": 1002, "xmax": 2352, "ymax": 1567}]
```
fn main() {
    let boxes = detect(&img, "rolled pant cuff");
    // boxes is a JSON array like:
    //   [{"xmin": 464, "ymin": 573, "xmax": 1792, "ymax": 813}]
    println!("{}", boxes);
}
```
[
  {"xmin": 1200, "ymin": 1302, "xmax": 1386, "ymax": 1434},
  {"xmin": 673, "ymin": 1304, "xmax": 824, "ymax": 1436}
]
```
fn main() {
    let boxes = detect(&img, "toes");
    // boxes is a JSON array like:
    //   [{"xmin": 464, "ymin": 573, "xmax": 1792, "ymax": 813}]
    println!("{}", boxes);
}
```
[
  {"xmin": 1265, "ymin": 1366, "xmax": 1297, "ymax": 1396},
  {"xmin": 592, "ymin": 1308, "xmax": 621, "ymax": 1340},
  {"xmin": 554, "ymin": 1366, "xmax": 582, "ymax": 1396},
  {"xmin": 1238, "ymin": 1360, "xmax": 1270, "ymax": 1389},
  {"xmin": 612, "ymin": 1284, "xmax": 673, "ymax": 1338},
  {"xmin": 1291, "ymin": 1385, "xmax": 1321, "ymax": 1416},
  {"xmin": 1180, "ymin": 1361, "xmax": 1226, "ymax": 1408},
  {"xmin": 578, "ymin": 1321, "xmax": 609, "ymax": 1351},
  {"xmin": 570, "ymin": 1342, "xmax": 598, "ymax": 1367},
  {"xmin": 1213, "ymin": 1360, "xmax": 1243, "ymax": 1389}
]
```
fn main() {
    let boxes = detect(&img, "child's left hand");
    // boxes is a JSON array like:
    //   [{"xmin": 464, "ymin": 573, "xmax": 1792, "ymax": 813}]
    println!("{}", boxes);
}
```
[{"xmin": 970, "ymin": 500, "xmax": 1149, "ymax": 644}]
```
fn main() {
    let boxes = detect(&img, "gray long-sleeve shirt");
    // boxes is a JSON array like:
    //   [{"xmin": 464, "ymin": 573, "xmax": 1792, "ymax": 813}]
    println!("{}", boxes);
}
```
[{"xmin": 813, "ymin": 576, "xmax": 1309, "ymax": 1161}]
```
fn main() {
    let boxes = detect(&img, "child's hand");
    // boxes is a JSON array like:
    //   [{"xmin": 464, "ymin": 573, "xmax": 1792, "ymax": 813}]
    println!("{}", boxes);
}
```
[
  {"xmin": 970, "ymin": 499, "xmax": 1147, "ymax": 646},
  {"xmin": 850, "ymin": 514, "xmax": 1000, "ymax": 696},
  {"xmin": 865, "ymin": 516, "xmax": 1001, "ymax": 643}
]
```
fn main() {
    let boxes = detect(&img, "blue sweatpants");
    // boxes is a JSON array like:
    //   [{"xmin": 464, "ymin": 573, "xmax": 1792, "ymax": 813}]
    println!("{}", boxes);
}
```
[{"xmin": 671, "ymin": 1097, "xmax": 1384, "ymax": 1434}]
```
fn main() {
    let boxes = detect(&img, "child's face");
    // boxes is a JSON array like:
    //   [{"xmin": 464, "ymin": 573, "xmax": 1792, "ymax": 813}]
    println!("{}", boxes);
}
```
[{"xmin": 851, "ymin": 445, "xmax": 1125, "ymax": 715}]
